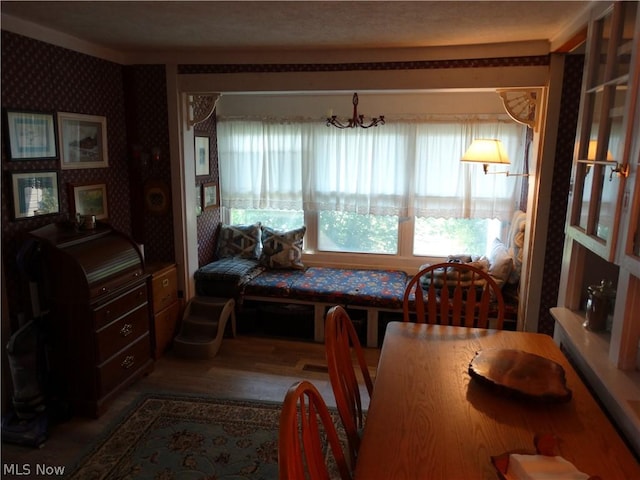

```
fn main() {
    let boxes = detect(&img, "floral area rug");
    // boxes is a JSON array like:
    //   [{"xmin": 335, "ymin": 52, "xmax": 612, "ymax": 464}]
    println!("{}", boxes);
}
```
[{"xmin": 69, "ymin": 394, "xmax": 341, "ymax": 480}]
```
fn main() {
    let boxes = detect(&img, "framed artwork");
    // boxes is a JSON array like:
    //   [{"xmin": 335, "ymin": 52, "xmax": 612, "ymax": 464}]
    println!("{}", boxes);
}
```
[
  {"xmin": 5, "ymin": 110, "xmax": 57, "ymax": 160},
  {"xmin": 58, "ymin": 112, "xmax": 108, "ymax": 169},
  {"xmin": 70, "ymin": 183, "xmax": 108, "ymax": 219},
  {"xmin": 144, "ymin": 179, "xmax": 170, "ymax": 215},
  {"xmin": 195, "ymin": 134, "xmax": 210, "ymax": 176},
  {"xmin": 11, "ymin": 171, "xmax": 60, "ymax": 219},
  {"xmin": 202, "ymin": 182, "xmax": 219, "ymax": 210}
]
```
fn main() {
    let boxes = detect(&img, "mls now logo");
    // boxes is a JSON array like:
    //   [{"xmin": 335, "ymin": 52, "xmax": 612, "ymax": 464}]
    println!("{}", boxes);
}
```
[{"xmin": 3, "ymin": 464, "xmax": 66, "ymax": 476}]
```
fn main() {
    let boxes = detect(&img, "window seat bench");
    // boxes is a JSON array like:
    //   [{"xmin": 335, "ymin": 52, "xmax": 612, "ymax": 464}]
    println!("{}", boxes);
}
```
[
  {"xmin": 195, "ymin": 259, "xmax": 408, "ymax": 347},
  {"xmin": 194, "ymin": 257, "xmax": 518, "ymax": 347}
]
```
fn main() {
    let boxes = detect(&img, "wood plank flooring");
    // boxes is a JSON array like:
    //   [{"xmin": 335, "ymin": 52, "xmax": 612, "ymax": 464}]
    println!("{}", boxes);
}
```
[{"xmin": 0, "ymin": 335, "xmax": 380, "ymax": 477}]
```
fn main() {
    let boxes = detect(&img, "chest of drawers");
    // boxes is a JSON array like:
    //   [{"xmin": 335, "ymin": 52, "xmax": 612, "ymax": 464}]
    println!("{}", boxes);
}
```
[{"xmin": 147, "ymin": 262, "xmax": 181, "ymax": 358}]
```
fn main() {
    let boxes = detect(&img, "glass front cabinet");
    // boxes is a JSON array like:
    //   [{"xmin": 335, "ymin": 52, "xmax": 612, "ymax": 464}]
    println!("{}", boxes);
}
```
[
  {"xmin": 567, "ymin": 1, "xmax": 638, "ymax": 261},
  {"xmin": 553, "ymin": 1, "xmax": 640, "ymax": 458}
]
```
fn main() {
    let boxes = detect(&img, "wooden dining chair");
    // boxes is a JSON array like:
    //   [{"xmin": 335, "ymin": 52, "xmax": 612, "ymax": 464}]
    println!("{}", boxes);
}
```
[
  {"xmin": 278, "ymin": 380, "xmax": 352, "ymax": 480},
  {"xmin": 325, "ymin": 306, "xmax": 374, "ymax": 470},
  {"xmin": 403, "ymin": 262, "xmax": 505, "ymax": 329}
]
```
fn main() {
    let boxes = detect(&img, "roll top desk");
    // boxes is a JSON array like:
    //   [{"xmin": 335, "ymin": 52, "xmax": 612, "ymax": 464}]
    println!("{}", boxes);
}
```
[{"xmin": 30, "ymin": 222, "xmax": 153, "ymax": 417}]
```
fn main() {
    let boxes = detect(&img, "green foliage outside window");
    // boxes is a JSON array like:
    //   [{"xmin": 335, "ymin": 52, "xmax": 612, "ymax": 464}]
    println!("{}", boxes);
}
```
[
  {"xmin": 414, "ymin": 217, "xmax": 500, "ymax": 257},
  {"xmin": 318, "ymin": 211, "xmax": 397, "ymax": 254},
  {"xmin": 229, "ymin": 209, "xmax": 303, "ymax": 232},
  {"xmin": 229, "ymin": 209, "xmax": 500, "ymax": 257}
]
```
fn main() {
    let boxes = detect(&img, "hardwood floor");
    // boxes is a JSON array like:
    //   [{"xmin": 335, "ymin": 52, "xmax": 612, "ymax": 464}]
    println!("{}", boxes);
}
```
[{"xmin": 0, "ymin": 335, "xmax": 380, "ymax": 477}]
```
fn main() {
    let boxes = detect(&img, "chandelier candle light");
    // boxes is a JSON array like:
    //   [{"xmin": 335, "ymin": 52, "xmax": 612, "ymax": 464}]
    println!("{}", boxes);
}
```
[{"xmin": 326, "ymin": 93, "xmax": 385, "ymax": 129}]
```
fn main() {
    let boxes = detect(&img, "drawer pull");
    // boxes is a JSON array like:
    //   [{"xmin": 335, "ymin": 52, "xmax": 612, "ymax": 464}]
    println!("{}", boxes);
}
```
[
  {"xmin": 121, "ymin": 355, "xmax": 135, "ymax": 369},
  {"xmin": 120, "ymin": 323, "xmax": 133, "ymax": 337},
  {"xmin": 162, "ymin": 278, "xmax": 170, "ymax": 288}
]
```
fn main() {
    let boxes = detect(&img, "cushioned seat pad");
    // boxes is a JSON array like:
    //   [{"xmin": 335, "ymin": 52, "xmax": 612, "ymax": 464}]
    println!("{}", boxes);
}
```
[
  {"xmin": 287, "ymin": 267, "xmax": 407, "ymax": 309},
  {"xmin": 196, "ymin": 260, "xmax": 408, "ymax": 310},
  {"xmin": 243, "ymin": 268, "xmax": 306, "ymax": 297}
]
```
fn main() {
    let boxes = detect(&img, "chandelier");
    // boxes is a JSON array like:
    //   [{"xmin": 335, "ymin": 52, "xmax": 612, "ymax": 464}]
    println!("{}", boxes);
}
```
[{"xmin": 326, "ymin": 93, "xmax": 385, "ymax": 129}]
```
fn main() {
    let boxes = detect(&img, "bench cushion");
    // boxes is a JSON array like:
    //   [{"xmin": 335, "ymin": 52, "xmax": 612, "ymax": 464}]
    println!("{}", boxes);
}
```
[
  {"xmin": 194, "ymin": 257, "xmax": 262, "ymax": 297},
  {"xmin": 196, "ymin": 259, "xmax": 408, "ymax": 310},
  {"xmin": 244, "ymin": 268, "xmax": 306, "ymax": 297},
  {"xmin": 288, "ymin": 267, "xmax": 407, "ymax": 309}
]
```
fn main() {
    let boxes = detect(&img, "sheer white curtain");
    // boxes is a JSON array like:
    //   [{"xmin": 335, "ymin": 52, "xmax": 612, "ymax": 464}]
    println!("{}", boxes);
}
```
[
  {"xmin": 413, "ymin": 120, "xmax": 526, "ymax": 220},
  {"xmin": 217, "ymin": 117, "xmax": 526, "ymax": 220},
  {"xmin": 217, "ymin": 120, "xmax": 303, "ymax": 210},
  {"xmin": 302, "ymin": 123, "xmax": 412, "ymax": 216}
]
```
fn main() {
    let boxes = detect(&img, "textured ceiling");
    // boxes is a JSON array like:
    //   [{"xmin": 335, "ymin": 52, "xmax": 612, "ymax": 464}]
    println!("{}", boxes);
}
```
[{"xmin": 1, "ymin": 1, "xmax": 594, "ymax": 54}]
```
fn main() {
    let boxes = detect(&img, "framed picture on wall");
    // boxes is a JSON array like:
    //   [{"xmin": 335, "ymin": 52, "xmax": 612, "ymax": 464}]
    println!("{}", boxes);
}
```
[
  {"xmin": 195, "ymin": 134, "xmax": 210, "ymax": 177},
  {"xmin": 11, "ymin": 171, "xmax": 60, "ymax": 219},
  {"xmin": 5, "ymin": 110, "xmax": 58, "ymax": 160},
  {"xmin": 69, "ymin": 183, "xmax": 109, "ymax": 219},
  {"xmin": 202, "ymin": 182, "xmax": 218, "ymax": 210},
  {"xmin": 58, "ymin": 112, "xmax": 108, "ymax": 169}
]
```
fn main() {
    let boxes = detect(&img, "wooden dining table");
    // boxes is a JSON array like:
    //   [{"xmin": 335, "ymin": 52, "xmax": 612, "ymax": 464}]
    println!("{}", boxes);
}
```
[{"xmin": 354, "ymin": 322, "xmax": 640, "ymax": 479}]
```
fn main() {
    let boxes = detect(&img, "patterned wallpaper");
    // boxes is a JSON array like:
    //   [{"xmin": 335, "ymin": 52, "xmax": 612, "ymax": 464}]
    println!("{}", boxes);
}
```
[
  {"xmin": 537, "ymin": 54, "xmax": 584, "ymax": 335},
  {"xmin": 1, "ymin": 32, "xmax": 175, "ymax": 328},
  {"xmin": 1, "ymin": 31, "xmax": 130, "ymax": 325},
  {"xmin": 122, "ymin": 64, "xmax": 174, "ymax": 263},
  {"xmin": 195, "ymin": 115, "xmax": 221, "ymax": 267},
  {"xmin": 178, "ymin": 55, "xmax": 550, "ymax": 74}
]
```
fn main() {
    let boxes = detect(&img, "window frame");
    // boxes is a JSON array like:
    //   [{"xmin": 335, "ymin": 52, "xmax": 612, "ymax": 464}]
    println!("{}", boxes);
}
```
[
  {"xmin": 224, "ymin": 208, "xmax": 451, "ymax": 270},
  {"xmin": 219, "ymin": 117, "xmax": 527, "ymax": 269}
]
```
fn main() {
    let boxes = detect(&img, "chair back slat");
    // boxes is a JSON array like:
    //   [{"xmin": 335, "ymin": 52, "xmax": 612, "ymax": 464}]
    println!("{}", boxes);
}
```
[
  {"xmin": 279, "ymin": 380, "xmax": 352, "ymax": 480},
  {"xmin": 464, "ymin": 283, "xmax": 477, "ymax": 328},
  {"xmin": 416, "ymin": 281, "xmax": 426, "ymax": 323},
  {"xmin": 325, "ymin": 306, "xmax": 374, "ymax": 471},
  {"xmin": 403, "ymin": 262, "xmax": 505, "ymax": 330},
  {"xmin": 451, "ymin": 279, "xmax": 464, "ymax": 326},
  {"xmin": 427, "ymin": 280, "xmax": 438, "ymax": 324}
]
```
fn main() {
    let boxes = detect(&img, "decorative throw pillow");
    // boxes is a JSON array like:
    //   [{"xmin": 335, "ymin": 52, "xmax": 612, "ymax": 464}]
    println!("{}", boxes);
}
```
[
  {"xmin": 447, "ymin": 254, "xmax": 473, "ymax": 263},
  {"xmin": 216, "ymin": 223, "xmax": 261, "ymax": 259},
  {"xmin": 260, "ymin": 226, "xmax": 306, "ymax": 270},
  {"xmin": 419, "ymin": 259, "xmax": 489, "ymax": 289},
  {"xmin": 488, "ymin": 238, "xmax": 513, "ymax": 289},
  {"xmin": 506, "ymin": 210, "xmax": 527, "ymax": 284}
]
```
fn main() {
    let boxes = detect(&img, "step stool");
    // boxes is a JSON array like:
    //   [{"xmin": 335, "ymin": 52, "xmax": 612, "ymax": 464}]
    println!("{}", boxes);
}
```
[{"xmin": 173, "ymin": 297, "xmax": 236, "ymax": 359}]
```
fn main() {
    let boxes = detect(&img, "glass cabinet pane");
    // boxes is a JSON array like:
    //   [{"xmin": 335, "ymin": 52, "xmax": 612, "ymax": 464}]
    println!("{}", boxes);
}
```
[
  {"xmin": 590, "ymin": 11, "xmax": 613, "ymax": 88},
  {"xmin": 596, "ymin": 166, "xmax": 616, "ymax": 241},
  {"xmin": 634, "ymin": 208, "xmax": 640, "ymax": 256},
  {"xmin": 615, "ymin": 1, "xmax": 638, "ymax": 79},
  {"xmin": 583, "ymin": 90, "xmax": 604, "ymax": 160},
  {"xmin": 630, "ymin": 157, "xmax": 640, "ymax": 259},
  {"xmin": 607, "ymin": 89, "xmax": 626, "ymax": 161},
  {"xmin": 578, "ymin": 164, "xmax": 594, "ymax": 231}
]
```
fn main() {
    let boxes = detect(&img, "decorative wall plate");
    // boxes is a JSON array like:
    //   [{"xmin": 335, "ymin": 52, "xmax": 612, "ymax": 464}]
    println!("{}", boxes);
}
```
[
  {"xmin": 144, "ymin": 179, "xmax": 170, "ymax": 215},
  {"xmin": 469, "ymin": 349, "xmax": 572, "ymax": 402}
]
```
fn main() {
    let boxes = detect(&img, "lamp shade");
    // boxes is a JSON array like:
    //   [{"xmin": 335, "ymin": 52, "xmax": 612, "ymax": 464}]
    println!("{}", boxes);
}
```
[{"xmin": 461, "ymin": 139, "xmax": 510, "ymax": 166}]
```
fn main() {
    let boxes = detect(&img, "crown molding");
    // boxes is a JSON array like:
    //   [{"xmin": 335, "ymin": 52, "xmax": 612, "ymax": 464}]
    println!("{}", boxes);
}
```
[{"xmin": 1, "ymin": 13, "xmax": 126, "ymax": 64}]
